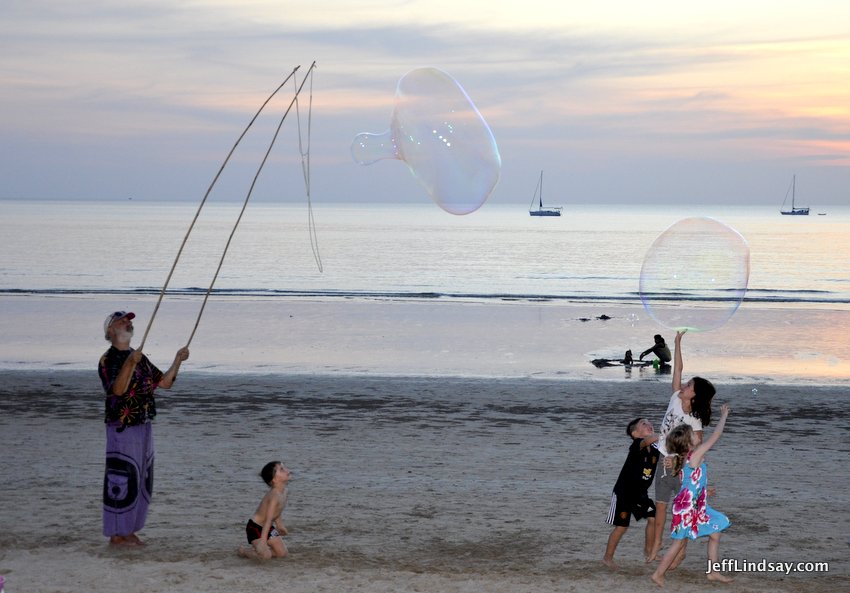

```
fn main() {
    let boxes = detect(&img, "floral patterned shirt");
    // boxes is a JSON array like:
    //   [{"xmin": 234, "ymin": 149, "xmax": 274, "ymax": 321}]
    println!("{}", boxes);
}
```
[{"xmin": 99, "ymin": 346, "xmax": 163, "ymax": 429}]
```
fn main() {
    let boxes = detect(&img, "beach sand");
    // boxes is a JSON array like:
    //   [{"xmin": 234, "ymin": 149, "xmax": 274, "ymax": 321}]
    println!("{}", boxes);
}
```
[{"xmin": 0, "ymin": 370, "xmax": 847, "ymax": 593}]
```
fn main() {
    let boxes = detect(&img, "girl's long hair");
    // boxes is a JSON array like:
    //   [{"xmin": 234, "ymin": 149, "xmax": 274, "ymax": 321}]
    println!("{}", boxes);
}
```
[
  {"xmin": 691, "ymin": 376, "xmax": 715, "ymax": 427},
  {"xmin": 666, "ymin": 424, "xmax": 694, "ymax": 477}
]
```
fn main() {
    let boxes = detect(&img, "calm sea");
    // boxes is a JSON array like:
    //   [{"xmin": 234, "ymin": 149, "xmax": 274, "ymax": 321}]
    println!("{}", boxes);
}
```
[{"xmin": 1, "ymin": 199, "xmax": 848, "ymax": 308}]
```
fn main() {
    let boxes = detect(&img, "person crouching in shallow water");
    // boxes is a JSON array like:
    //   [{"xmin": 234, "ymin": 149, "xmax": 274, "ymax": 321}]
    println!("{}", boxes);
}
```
[
  {"xmin": 640, "ymin": 334, "xmax": 672, "ymax": 364},
  {"xmin": 98, "ymin": 310, "xmax": 189, "ymax": 547},
  {"xmin": 239, "ymin": 461, "xmax": 291, "ymax": 560}
]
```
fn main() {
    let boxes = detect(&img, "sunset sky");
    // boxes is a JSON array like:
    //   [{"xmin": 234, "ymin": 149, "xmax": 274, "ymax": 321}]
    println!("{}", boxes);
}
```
[{"xmin": 2, "ymin": 0, "xmax": 848, "ymax": 207}]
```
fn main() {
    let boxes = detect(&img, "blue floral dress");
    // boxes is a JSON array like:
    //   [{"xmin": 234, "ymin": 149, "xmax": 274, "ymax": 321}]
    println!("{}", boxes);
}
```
[{"xmin": 670, "ymin": 454, "xmax": 730, "ymax": 539}]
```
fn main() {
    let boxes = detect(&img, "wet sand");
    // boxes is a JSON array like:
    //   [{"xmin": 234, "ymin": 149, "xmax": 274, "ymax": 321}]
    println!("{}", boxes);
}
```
[
  {"xmin": 0, "ymin": 370, "xmax": 847, "ymax": 592},
  {"xmin": 2, "ymin": 294, "xmax": 849, "ymax": 384}
]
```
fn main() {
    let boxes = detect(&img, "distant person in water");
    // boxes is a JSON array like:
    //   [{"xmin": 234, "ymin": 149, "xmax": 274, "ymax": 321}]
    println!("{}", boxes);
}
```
[{"xmin": 640, "ymin": 335, "xmax": 672, "ymax": 364}]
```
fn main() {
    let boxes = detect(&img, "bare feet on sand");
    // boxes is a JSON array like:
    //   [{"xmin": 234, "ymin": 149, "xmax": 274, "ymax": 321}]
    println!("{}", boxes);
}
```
[
  {"xmin": 647, "ymin": 542, "xmax": 662, "ymax": 562},
  {"xmin": 237, "ymin": 546, "xmax": 272, "ymax": 560},
  {"xmin": 651, "ymin": 569, "xmax": 733, "ymax": 587},
  {"xmin": 602, "ymin": 556, "xmax": 619, "ymax": 570},
  {"xmin": 109, "ymin": 534, "xmax": 145, "ymax": 547}
]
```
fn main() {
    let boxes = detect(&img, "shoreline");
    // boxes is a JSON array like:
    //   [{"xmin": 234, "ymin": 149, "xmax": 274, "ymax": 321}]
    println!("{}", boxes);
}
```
[{"xmin": 2, "ymin": 293, "xmax": 849, "ymax": 386}]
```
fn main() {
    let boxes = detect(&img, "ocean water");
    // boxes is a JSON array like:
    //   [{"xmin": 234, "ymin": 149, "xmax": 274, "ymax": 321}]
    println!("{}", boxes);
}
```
[{"xmin": 1, "ymin": 198, "xmax": 849, "ymax": 307}]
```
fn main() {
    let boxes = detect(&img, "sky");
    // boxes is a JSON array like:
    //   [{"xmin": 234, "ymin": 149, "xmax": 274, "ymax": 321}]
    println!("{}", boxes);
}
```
[{"xmin": 1, "ymin": 0, "xmax": 849, "ymax": 207}]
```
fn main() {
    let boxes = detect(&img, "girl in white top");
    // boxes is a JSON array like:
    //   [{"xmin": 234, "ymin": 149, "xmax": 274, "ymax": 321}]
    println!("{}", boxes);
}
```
[{"xmin": 648, "ymin": 331, "xmax": 715, "ymax": 564}]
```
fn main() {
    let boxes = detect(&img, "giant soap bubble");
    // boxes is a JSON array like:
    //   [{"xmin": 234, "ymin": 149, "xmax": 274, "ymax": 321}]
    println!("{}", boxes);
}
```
[
  {"xmin": 351, "ymin": 67, "xmax": 501, "ymax": 215},
  {"xmin": 639, "ymin": 217, "xmax": 750, "ymax": 332}
]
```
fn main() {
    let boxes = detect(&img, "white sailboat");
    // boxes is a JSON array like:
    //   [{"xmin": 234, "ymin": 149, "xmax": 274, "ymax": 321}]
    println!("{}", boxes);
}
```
[
  {"xmin": 528, "ymin": 170, "xmax": 562, "ymax": 217},
  {"xmin": 780, "ymin": 174, "xmax": 810, "ymax": 216}
]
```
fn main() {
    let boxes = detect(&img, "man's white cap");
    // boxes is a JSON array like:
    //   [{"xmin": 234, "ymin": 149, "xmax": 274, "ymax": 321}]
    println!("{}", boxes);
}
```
[{"xmin": 104, "ymin": 310, "xmax": 135, "ymax": 339}]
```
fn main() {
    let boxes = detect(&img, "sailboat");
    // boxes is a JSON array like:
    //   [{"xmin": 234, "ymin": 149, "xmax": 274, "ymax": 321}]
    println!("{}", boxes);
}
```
[
  {"xmin": 780, "ymin": 174, "xmax": 809, "ymax": 216},
  {"xmin": 528, "ymin": 170, "xmax": 562, "ymax": 217}
]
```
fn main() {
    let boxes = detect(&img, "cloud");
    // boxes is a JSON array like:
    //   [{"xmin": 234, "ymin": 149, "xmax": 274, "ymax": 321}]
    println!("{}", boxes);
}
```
[{"xmin": 2, "ymin": 1, "xmax": 849, "ymax": 203}]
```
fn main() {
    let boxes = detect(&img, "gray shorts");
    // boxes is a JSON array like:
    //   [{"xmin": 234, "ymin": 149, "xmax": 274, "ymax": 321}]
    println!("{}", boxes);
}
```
[{"xmin": 654, "ymin": 455, "xmax": 682, "ymax": 504}]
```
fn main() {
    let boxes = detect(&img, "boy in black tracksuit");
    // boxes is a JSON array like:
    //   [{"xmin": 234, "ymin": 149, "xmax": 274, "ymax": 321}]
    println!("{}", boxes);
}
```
[{"xmin": 603, "ymin": 417, "xmax": 659, "ymax": 568}]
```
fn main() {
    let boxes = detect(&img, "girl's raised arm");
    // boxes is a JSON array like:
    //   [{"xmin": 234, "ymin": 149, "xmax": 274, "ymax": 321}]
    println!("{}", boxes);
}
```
[
  {"xmin": 689, "ymin": 404, "xmax": 730, "ymax": 468},
  {"xmin": 672, "ymin": 331, "xmax": 686, "ymax": 393}
]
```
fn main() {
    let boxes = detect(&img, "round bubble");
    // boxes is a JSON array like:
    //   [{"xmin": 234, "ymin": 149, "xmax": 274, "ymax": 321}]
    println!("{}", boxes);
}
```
[
  {"xmin": 351, "ymin": 67, "xmax": 501, "ymax": 215},
  {"xmin": 639, "ymin": 217, "xmax": 750, "ymax": 332}
]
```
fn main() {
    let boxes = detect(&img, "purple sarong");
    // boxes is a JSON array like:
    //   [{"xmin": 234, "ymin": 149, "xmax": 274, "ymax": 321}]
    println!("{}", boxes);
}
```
[{"xmin": 103, "ymin": 422, "xmax": 154, "ymax": 537}]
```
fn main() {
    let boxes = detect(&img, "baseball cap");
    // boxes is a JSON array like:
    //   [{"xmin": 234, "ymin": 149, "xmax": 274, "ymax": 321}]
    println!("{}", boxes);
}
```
[{"xmin": 104, "ymin": 310, "xmax": 135, "ymax": 339}]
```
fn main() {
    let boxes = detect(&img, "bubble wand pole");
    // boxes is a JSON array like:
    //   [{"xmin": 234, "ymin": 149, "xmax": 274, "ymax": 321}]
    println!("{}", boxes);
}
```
[
  {"xmin": 182, "ymin": 61, "xmax": 317, "ymax": 348},
  {"xmin": 137, "ymin": 65, "xmax": 302, "ymax": 353}
]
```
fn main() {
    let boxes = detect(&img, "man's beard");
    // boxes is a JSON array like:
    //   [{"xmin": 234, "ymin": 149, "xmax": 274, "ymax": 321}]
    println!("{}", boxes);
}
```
[{"xmin": 116, "ymin": 329, "xmax": 134, "ymax": 342}]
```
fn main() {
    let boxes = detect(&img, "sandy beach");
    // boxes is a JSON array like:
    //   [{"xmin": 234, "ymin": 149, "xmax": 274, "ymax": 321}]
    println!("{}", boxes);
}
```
[
  {"xmin": 1, "ymin": 368, "xmax": 847, "ymax": 593},
  {"xmin": 3, "ymin": 1, "xmax": 850, "ymax": 590}
]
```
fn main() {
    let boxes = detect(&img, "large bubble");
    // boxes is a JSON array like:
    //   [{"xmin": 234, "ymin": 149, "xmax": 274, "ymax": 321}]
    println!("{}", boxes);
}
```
[
  {"xmin": 639, "ymin": 217, "xmax": 750, "ymax": 332},
  {"xmin": 351, "ymin": 67, "xmax": 501, "ymax": 215}
]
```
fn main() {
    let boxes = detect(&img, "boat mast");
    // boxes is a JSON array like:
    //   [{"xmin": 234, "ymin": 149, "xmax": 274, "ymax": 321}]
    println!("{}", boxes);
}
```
[
  {"xmin": 539, "ymin": 171, "xmax": 544, "ymax": 208},
  {"xmin": 791, "ymin": 174, "xmax": 796, "ymax": 209}
]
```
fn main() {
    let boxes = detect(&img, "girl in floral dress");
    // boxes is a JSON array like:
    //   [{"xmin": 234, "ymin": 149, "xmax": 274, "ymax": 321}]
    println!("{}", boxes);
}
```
[{"xmin": 651, "ymin": 404, "xmax": 732, "ymax": 587}]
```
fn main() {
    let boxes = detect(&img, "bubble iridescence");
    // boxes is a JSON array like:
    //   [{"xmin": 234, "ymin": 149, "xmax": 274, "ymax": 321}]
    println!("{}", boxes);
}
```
[
  {"xmin": 351, "ymin": 68, "xmax": 501, "ymax": 215},
  {"xmin": 639, "ymin": 217, "xmax": 750, "ymax": 332}
]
